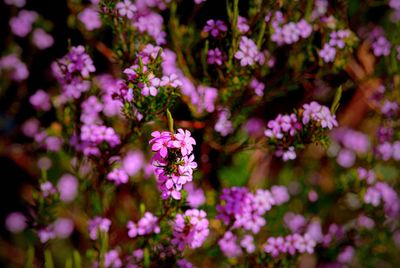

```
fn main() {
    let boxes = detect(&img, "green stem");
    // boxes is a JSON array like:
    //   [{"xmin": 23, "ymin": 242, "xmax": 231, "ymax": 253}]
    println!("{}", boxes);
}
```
[
  {"xmin": 257, "ymin": 20, "xmax": 266, "ymax": 49},
  {"xmin": 166, "ymin": 109, "xmax": 174, "ymax": 133}
]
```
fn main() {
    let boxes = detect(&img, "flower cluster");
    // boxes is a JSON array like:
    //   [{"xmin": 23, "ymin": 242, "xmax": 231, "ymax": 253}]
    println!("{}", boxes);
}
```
[
  {"xmin": 319, "ymin": 30, "xmax": 352, "ymax": 63},
  {"xmin": 302, "ymin": 101, "xmax": 338, "ymax": 129},
  {"xmin": 171, "ymin": 209, "xmax": 209, "ymax": 250},
  {"xmin": 217, "ymin": 186, "xmax": 289, "ymax": 234},
  {"xmin": 0, "ymin": 54, "xmax": 29, "ymax": 81},
  {"xmin": 364, "ymin": 182, "xmax": 400, "ymax": 218},
  {"xmin": 270, "ymin": 16, "xmax": 313, "ymax": 46},
  {"xmin": 88, "ymin": 217, "xmax": 111, "ymax": 240},
  {"xmin": 263, "ymin": 233, "xmax": 317, "ymax": 256},
  {"xmin": 52, "ymin": 45, "xmax": 96, "ymax": 99},
  {"xmin": 149, "ymin": 128, "xmax": 197, "ymax": 200},
  {"xmin": 77, "ymin": 124, "xmax": 121, "ymax": 156},
  {"xmin": 264, "ymin": 101, "xmax": 337, "ymax": 161},
  {"xmin": 127, "ymin": 212, "xmax": 160, "ymax": 238},
  {"xmin": 234, "ymin": 36, "xmax": 263, "ymax": 67}
]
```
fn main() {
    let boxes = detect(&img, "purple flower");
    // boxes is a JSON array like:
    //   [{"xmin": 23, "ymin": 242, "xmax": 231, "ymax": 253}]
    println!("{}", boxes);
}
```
[
  {"xmin": 264, "ymin": 236, "xmax": 285, "ymax": 257},
  {"xmin": 5, "ymin": 212, "xmax": 27, "ymax": 233},
  {"xmin": 207, "ymin": 48, "xmax": 224, "ymax": 65},
  {"xmin": 284, "ymin": 212, "xmax": 306, "ymax": 233},
  {"xmin": 172, "ymin": 209, "xmax": 209, "ymax": 250},
  {"xmin": 319, "ymin": 44, "xmax": 336, "ymax": 62},
  {"xmin": 237, "ymin": 16, "xmax": 250, "ymax": 33},
  {"xmin": 234, "ymin": 36, "xmax": 259, "ymax": 66},
  {"xmin": 9, "ymin": 10, "xmax": 38, "ymax": 37},
  {"xmin": 271, "ymin": 185, "xmax": 290, "ymax": 205},
  {"xmin": 372, "ymin": 36, "xmax": 391, "ymax": 57},
  {"xmin": 38, "ymin": 226, "xmax": 56, "ymax": 243},
  {"xmin": 297, "ymin": 19, "xmax": 313, "ymax": 38},
  {"xmin": 54, "ymin": 218, "xmax": 74, "ymax": 239},
  {"xmin": 78, "ymin": 7, "xmax": 102, "ymax": 31},
  {"xmin": 302, "ymin": 101, "xmax": 338, "ymax": 129},
  {"xmin": 381, "ymin": 100, "xmax": 398, "ymax": 117},
  {"xmin": 173, "ymin": 128, "xmax": 196, "ymax": 156},
  {"xmin": 0, "ymin": 54, "xmax": 29, "ymax": 81},
  {"xmin": 107, "ymin": 168, "xmax": 129, "ymax": 185},
  {"xmin": 32, "ymin": 29, "xmax": 54, "ymax": 49},
  {"xmin": 127, "ymin": 212, "xmax": 160, "ymax": 238},
  {"xmin": 215, "ymin": 108, "xmax": 234, "ymax": 136},
  {"xmin": 133, "ymin": 12, "xmax": 166, "ymax": 45},
  {"xmin": 41, "ymin": 181, "xmax": 57, "ymax": 198},
  {"xmin": 104, "ymin": 250, "xmax": 122, "ymax": 268},
  {"xmin": 240, "ymin": 235, "xmax": 255, "ymax": 253},
  {"xmin": 203, "ymin": 19, "xmax": 227, "ymax": 37},
  {"xmin": 250, "ymin": 78, "xmax": 265, "ymax": 97},
  {"xmin": 357, "ymin": 215, "xmax": 375, "ymax": 229},
  {"xmin": 122, "ymin": 151, "xmax": 144, "ymax": 176},
  {"xmin": 149, "ymin": 131, "xmax": 172, "ymax": 158},
  {"xmin": 88, "ymin": 217, "xmax": 111, "ymax": 240},
  {"xmin": 364, "ymin": 186, "xmax": 381, "ymax": 206},
  {"xmin": 116, "ymin": 0, "xmax": 137, "ymax": 19},
  {"xmin": 294, "ymin": 233, "xmax": 316, "ymax": 254},
  {"xmin": 336, "ymin": 149, "xmax": 355, "ymax": 168},
  {"xmin": 184, "ymin": 183, "xmax": 206, "ymax": 208},
  {"xmin": 337, "ymin": 246, "xmax": 354, "ymax": 264},
  {"xmin": 218, "ymin": 231, "xmax": 242, "ymax": 258},
  {"xmin": 29, "ymin": 89, "xmax": 51, "ymax": 111},
  {"xmin": 57, "ymin": 174, "xmax": 78, "ymax": 202},
  {"xmin": 21, "ymin": 118, "xmax": 40, "ymax": 137}
]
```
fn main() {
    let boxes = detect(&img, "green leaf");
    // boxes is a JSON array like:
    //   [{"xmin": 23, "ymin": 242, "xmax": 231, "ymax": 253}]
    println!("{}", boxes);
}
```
[
  {"xmin": 73, "ymin": 250, "xmax": 82, "ymax": 268},
  {"xmin": 24, "ymin": 245, "xmax": 35, "ymax": 268},
  {"xmin": 44, "ymin": 250, "xmax": 54, "ymax": 268},
  {"xmin": 330, "ymin": 86, "xmax": 342, "ymax": 114},
  {"xmin": 166, "ymin": 109, "xmax": 174, "ymax": 133}
]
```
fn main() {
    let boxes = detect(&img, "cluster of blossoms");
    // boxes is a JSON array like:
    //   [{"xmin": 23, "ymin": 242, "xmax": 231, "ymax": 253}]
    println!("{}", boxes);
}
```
[
  {"xmin": 76, "ymin": 124, "xmax": 121, "ymax": 156},
  {"xmin": 375, "ymin": 140, "xmax": 400, "ymax": 161},
  {"xmin": 9, "ymin": 10, "xmax": 38, "ymax": 37},
  {"xmin": 0, "ymin": 54, "xmax": 29, "ymax": 82},
  {"xmin": 88, "ymin": 216, "xmax": 111, "ymax": 240},
  {"xmin": 214, "ymin": 108, "xmax": 234, "ymax": 137},
  {"xmin": 127, "ymin": 212, "xmax": 160, "ymax": 238},
  {"xmin": 172, "ymin": 209, "xmax": 209, "ymax": 250},
  {"xmin": 330, "ymin": 128, "xmax": 370, "ymax": 168},
  {"xmin": 78, "ymin": 1, "xmax": 102, "ymax": 31},
  {"xmin": 319, "ymin": 29, "xmax": 352, "ymax": 63},
  {"xmin": 115, "ymin": 0, "xmax": 168, "ymax": 45},
  {"xmin": 161, "ymin": 48, "xmax": 218, "ymax": 114},
  {"xmin": 52, "ymin": 45, "xmax": 96, "ymax": 99},
  {"xmin": 269, "ymin": 12, "xmax": 313, "ymax": 46},
  {"xmin": 217, "ymin": 186, "xmax": 289, "ymax": 234},
  {"xmin": 39, "ymin": 174, "xmax": 79, "ymax": 203},
  {"xmin": 264, "ymin": 101, "xmax": 338, "ymax": 161},
  {"xmin": 263, "ymin": 233, "xmax": 317, "ymax": 257},
  {"xmin": 364, "ymin": 181, "xmax": 400, "ymax": 218},
  {"xmin": 234, "ymin": 36, "xmax": 264, "ymax": 67},
  {"xmin": 218, "ymin": 232, "xmax": 254, "ymax": 257},
  {"xmin": 149, "ymin": 128, "xmax": 197, "ymax": 199},
  {"xmin": 118, "ymin": 45, "xmax": 182, "ymax": 102},
  {"xmin": 37, "ymin": 218, "xmax": 75, "ymax": 243},
  {"xmin": 301, "ymin": 101, "xmax": 338, "ymax": 129}
]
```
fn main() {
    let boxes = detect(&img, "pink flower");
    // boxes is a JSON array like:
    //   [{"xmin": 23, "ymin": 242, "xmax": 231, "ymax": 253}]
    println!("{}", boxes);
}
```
[
  {"xmin": 149, "ymin": 131, "xmax": 172, "ymax": 158},
  {"xmin": 116, "ymin": 0, "xmax": 137, "ymax": 19},
  {"xmin": 173, "ymin": 129, "xmax": 196, "ymax": 156}
]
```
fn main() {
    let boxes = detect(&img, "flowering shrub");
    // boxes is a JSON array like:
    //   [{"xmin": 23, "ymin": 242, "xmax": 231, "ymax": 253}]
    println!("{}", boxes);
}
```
[{"xmin": 1, "ymin": 0, "xmax": 400, "ymax": 267}]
